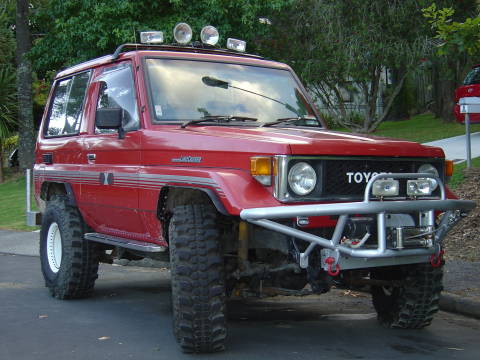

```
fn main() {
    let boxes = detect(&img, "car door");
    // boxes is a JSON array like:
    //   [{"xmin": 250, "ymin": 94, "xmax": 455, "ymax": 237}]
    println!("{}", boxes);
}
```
[
  {"xmin": 80, "ymin": 61, "xmax": 146, "ymax": 240},
  {"xmin": 37, "ymin": 71, "xmax": 91, "ymax": 212}
]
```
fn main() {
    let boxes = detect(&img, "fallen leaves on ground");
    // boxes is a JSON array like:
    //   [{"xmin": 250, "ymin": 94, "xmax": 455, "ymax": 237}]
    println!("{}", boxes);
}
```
[{"xmin": 445, "ymin": 168, "xmax": 480, "ymax": 262}]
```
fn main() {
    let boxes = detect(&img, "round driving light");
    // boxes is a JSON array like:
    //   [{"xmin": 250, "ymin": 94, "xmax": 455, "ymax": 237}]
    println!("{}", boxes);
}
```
[
  {"xmin": 173, "ymin": 23, "xmax": 192, "ymax": 44},
  {"xmin": 200, "ymin": 26, "xmax": 219, "ymax": 46},
  {"xmin": 288, "ymin": 162, "xmax": 317, "ymax": 196},
  {"xmin": 418, "ymin": 163, "xmax": 439, "ymax": 190}
]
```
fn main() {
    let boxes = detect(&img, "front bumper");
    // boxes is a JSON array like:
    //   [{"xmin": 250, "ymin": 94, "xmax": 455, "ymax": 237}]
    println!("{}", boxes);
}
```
[{"xmin": 240, "ymin": 173, "xmax": 476, "ymax": 270}]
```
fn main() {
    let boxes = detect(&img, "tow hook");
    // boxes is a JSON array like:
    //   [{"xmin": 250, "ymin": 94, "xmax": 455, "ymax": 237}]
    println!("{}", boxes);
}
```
[
  {"xmin": 325, "ymin": 257, "xmax": 341, "ymax": 276},
  {"xmin": 430, "ymin": 249, "xmax": 445, "ymax": 268}
]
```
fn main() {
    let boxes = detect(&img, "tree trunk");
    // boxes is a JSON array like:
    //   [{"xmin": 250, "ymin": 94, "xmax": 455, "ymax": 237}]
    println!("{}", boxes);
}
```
[
  {"xmin": 16, "ymin": 0, "xmax": 35, "ymax": 171},
  {"xmin": 0, "ymin": 141, "xmax": 4, "ymax": 183},
  {"xmin": 432, "ymin": 59, "xmax": 457, "ymax": 122}
]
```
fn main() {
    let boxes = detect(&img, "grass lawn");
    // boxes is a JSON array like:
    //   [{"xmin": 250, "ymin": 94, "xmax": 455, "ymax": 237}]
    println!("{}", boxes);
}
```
[
  {"xmin": 335, "ymin": 113, "xmax": 480, "ymax": 144},
  {"xmin": 0, "ymin": 173, "xmax": 38, "ymax": 231}
]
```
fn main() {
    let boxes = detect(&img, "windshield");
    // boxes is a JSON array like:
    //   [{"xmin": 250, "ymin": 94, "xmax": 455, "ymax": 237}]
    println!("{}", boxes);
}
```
[
  {"xmin": 145, "ymin": 58, "xmax": 319, "ymax": 126},
  {"xmin": 463, "ymin": 67, "xmax": 480, "ymax": 85}
]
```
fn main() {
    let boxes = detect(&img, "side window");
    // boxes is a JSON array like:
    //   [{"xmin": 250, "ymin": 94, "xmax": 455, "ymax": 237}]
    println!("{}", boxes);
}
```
[
  {"xmin": 45, "ymin": 72, "xmax": 90, "ymax": 137},
  {"xmin": 95, "ymin": 63, "xmax": 139, "ymax": 133}
]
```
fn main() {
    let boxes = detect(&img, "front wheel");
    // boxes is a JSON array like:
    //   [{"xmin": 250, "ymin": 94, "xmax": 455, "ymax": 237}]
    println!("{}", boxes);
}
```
[
  {"xmin": 371, "ymin": 263, "xmax": 443, "ymax": 329},
  {"xmin": 169, "ymin": 203, "xmax": 226, "ymax": 353},
  {"xmin": 40, "ymin": 195, "xmax": 100, "ymax": 299}
]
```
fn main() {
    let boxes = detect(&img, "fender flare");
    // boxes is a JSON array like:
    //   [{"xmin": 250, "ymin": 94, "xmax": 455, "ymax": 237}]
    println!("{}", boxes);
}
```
[{"xmin": 158, "ymin": 185, "xmax": 229, "ymax": 220}]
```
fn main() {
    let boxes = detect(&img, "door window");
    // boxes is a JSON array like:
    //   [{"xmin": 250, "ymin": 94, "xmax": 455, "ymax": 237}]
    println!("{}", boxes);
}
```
[{"xmin": 95, "ymin": 63, "xmax": 139, "ymax": 133}]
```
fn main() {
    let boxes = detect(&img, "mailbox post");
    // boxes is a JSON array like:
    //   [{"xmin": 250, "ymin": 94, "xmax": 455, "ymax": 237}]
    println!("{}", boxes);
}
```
[{"xmin": 459, "ymin": 97, "xmax": 480, "ymax": 168}]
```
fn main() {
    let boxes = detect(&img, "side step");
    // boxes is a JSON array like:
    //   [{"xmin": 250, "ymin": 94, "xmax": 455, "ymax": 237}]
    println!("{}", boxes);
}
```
[{"xmin": 84, "ymin": 233, "xmax": 167, "ymax": 253}]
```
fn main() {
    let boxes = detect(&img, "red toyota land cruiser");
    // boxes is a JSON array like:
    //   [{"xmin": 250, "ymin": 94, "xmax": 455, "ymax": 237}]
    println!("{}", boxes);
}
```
[{"xmin": 34, "ymin": 25, "xmax": 475, "ymax": 353}]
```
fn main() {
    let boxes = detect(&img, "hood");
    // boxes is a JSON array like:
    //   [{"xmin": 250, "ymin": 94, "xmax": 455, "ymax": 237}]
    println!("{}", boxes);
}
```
[{"xmin": 163, "ymin": 126, "xmax": 445, "ymax": 158}]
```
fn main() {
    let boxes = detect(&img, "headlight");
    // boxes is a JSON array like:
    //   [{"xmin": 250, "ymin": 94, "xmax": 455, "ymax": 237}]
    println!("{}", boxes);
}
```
[
  {"xmin": 418, "ymin": 163, "xmax": 439, "ymax": 191},
  {"xmin": 288, "ymin": 162, "xmax": 317, "ymax": 195}
]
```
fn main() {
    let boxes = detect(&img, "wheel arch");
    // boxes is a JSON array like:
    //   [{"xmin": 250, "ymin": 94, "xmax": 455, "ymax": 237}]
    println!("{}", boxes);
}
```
[
  {"xmin": 157, "ymin": 186, "xmax": 228, "ymax": 222},
  {"xmin": 40, "ymin": 182, "xmax": 77, "ymax": 207}
]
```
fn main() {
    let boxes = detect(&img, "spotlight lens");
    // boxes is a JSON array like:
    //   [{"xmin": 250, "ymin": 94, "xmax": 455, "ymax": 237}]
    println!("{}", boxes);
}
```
[
  {"xmin": 140, "ymin": 31, "xmax": 164, "ymax": 44},
  {"xmin": 407, "ymin": 179, "xmax": 433, "ymax": 196},
  {"xmin": 173, "ymin": 23, "xmax": 192, "ymax": 44},
  {"xmin": 372, "ymin": 179, "xmax": 399, "ymax": 197},
  {"xmin": 200, "ymin": 26, "xmax": 219, "ymax": 46},
  {"xmin": 227, "ymin": 38, "xmax": 246, "ymax": 52}
]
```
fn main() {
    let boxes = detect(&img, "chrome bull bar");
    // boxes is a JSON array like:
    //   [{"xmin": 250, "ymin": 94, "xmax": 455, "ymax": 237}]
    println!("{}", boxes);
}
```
[{"xmin": 240, "ymin": 173, "xmax": 476, "ymax": 269}]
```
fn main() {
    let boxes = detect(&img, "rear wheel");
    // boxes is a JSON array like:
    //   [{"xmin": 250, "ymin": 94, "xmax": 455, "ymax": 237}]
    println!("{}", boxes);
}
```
[
  {"xmin": 169, "ymin": 203, "xmax": 226, "ymax": 353},
  {"xmin": 371, "ymin": 263, "xmax": 443, "ymax": 329},
  {"xmin": 40, "ymin": 195, "xmax": 100, "ymax": 299}
]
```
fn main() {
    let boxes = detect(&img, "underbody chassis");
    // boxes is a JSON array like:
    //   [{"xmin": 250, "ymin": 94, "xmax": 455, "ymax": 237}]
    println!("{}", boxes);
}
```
[{"xmin": 240, "ymin": 173, "xmax": 476, "ymax": 275}]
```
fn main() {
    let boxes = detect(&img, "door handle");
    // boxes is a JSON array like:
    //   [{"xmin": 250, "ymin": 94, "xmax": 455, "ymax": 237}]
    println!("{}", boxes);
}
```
[{"xmin": 87, "ymin": 153, "xmax": 96, "ymax": 161}]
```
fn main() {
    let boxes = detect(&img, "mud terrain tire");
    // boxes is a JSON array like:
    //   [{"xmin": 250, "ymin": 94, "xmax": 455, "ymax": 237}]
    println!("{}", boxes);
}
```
[
  {"xmin": 371, "ymin": 263, "xmax": 443, "ymax": 329},
  {"xmin": 169, "ymin": 203, "xmax": 226, "ymax": 353},
  {"xmin": 40, "ymin": 195, "xmax": 100, "ymax": 299}
]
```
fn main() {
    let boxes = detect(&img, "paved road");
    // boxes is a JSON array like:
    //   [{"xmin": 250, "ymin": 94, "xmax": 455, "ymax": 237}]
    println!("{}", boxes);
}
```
[
  {"xmin": 424, "ymin": 132, "xmax": 480, "ymax": 163},
  {"xmin": 1, "ymin": 253, "xmax": 479, "ymax": 360}
]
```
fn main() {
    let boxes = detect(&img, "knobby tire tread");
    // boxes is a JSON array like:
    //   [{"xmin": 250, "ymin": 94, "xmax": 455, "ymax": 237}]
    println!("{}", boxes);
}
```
[
  {"xmin": 169, "ymin": 203, "xmax": 226, "ymax": 353},
  {"xmin": 371, "ymin": 263, "xmax": 443, "ymax": 329}
]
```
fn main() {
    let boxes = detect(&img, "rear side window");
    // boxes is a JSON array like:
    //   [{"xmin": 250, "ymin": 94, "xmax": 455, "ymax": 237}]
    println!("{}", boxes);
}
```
[{"xmin": 45, "ymin": 71, "xmax": 90, "ymax": 137}]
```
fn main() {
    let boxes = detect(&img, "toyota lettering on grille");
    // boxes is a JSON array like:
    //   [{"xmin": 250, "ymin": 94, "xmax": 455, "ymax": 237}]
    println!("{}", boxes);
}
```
[{"xmin": 346, "ymin": 171, "xmax": 390, "ymax": 184}]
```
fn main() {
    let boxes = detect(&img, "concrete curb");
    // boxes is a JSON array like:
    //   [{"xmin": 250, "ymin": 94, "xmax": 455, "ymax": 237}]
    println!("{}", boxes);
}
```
[{"xmin": 439, "ymin": 292, "xmax": 480, "ymax": 320}]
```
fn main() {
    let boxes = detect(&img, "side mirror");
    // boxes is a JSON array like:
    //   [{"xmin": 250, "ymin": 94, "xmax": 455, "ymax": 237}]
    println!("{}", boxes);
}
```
[{"xmin": 96, "ymin": 107, "xmax": 125, "ymax": 138}]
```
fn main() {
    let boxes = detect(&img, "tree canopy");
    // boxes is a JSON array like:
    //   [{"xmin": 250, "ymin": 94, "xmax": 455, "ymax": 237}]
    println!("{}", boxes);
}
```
[
  {"xmin": 30, "ymin": 0, "xmax": 291, "ymax": 75},
  {"xmin": 263, "ymin": 0, "xmax": 440, "ymax": 132},
  {"xmin": 21, "ymin": 0, "xmax": 480, "ymax": 133},
  {"xmin": 423, "ymin": 3, "xmax": 480, "ymax": 57}
]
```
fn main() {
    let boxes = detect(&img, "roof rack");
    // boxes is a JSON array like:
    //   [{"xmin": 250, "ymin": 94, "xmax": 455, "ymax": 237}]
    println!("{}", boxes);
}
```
[{"xmin": 111, "ymin": 43, "xmax": 264, "ymax": 61}]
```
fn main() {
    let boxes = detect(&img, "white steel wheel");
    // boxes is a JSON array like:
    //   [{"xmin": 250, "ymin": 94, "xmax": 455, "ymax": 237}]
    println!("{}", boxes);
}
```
[
  {"xmin": 46, "ymin": 222, "xmax": 62, "ymax": 273},
  {"xmin": 40, "ymin": 195, "xmax": 100, "ymax": 299}
]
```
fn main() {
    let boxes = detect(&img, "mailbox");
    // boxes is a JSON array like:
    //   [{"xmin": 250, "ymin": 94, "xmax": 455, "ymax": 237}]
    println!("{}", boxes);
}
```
[
  {"xmin": 458, "ymin": 97, "xmax": 476, "ymax": 168},
  {"xmin": 459, "ymin": 97, "xmax": 480, "ymax": 114}
]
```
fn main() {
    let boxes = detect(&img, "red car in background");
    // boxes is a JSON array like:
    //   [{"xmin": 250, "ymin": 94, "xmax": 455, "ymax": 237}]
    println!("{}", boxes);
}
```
[{"xmin": 454, "ymin": 65, "xmax": 480, "ymax": 123}]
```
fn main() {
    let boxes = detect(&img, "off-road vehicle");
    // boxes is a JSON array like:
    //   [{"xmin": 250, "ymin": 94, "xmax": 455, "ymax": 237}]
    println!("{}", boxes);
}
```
[{"xmin": 33, "ymin": 24, "xmax": 475, "ymax": 353}]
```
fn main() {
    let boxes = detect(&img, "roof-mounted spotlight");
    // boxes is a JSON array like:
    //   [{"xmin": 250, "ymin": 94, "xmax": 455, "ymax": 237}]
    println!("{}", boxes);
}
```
[
  {"xmin": 227, "ymin": 38, "xmax": 246, "ymax": 52},
  {"xmin": 200, "ymin": 26, "xmax": 219, "ymax": 46},
  {"xmin": 140, "ymin": 31, "xmax": 164, "ymax": 44},
  {"xmin": 173, "ymin": 23, "xmax": 193, "ymax": 44}
]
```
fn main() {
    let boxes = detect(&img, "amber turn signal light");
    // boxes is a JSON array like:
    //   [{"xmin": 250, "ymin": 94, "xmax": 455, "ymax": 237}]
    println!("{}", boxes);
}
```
[
  {"xmin": 445, "ymin": 160, "xmax": 454, "ymax": 177},
  {"xmin": 250, "ymin": 156, "xmax": 272, "ymax": 186},
  {"xmin": 250, "ymin": 156, "xmax": 272, "ymax": 176}
]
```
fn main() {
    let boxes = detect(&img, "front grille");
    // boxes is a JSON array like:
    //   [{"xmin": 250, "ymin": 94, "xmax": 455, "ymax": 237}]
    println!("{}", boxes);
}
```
[
  {"xmin": 276, "ymin": 156, "xmax": 444, "ymax": 202},
  {"xmin": 323, "ymin": 159, "xmax": 419, "ymax": 198}
]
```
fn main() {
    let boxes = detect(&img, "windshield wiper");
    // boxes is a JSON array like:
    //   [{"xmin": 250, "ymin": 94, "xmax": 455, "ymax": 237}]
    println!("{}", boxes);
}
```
[
  {"xmin": 181, "ymin": 115, "xmax": 258, "ymax": 128},
  {"xmin": 260, "ymin": 116, "xmax": 320, "ymax": 128},
  {"xmin": 202, "ymin": 76, "xmax": 301, "ymax": 116}
]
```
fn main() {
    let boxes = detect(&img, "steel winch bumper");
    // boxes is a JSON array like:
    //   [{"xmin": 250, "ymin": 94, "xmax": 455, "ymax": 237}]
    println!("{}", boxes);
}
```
[{"xmin": 240, "ymin": 173, "xmax": 476, "ymax": 271}]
